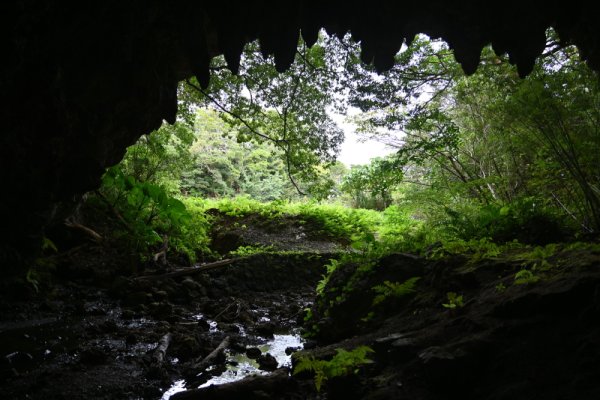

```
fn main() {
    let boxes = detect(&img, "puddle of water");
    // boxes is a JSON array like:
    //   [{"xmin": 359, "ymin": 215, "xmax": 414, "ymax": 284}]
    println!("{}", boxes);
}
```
[
  {"xmin": 198, "ymin": 355, "xmax": 266, "ymax": 388},
  {"xmin": 200, "ymin": 333, "xmax": 303, "ymax": 388},
  {"xmin": 160, "ymin": 333, "xmax": 304, "ymax": 399},
  {"xmin": 192, "ymin": 314, "xmax": 218, "ymax": 333},
  {"xmin": 161, "ymin": 379, "xmax": 186, "ymax": 400}
]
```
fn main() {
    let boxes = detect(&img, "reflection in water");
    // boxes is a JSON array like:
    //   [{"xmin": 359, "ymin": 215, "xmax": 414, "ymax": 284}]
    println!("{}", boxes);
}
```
[
  {"xmin": 201, "ymin": 333, "xmax": 303, "ymax": 387},
  {"xmin": 160, "ymin": 333, "xmax": 303, "ymax": 399},
  {"xmin": 161, "ymin": 380, "xmax": 185, "ymax": 400}
]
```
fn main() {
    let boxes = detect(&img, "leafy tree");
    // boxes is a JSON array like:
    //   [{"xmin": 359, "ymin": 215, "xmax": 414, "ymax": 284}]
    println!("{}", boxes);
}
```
[
  {"xmin": 505, "ymin": 46, "xmax": 600, "ymax": 231},
  {"xmin": 119, "ymin": 121, "xmax": 195, "ymax": 193},
  {"xmin": 341, "ymin": 157, "xmax": 403, "ymax": 210},
  {"xmin": 181, "ymin": 108, "xmax": 302, "ymax": 201},
  {"xmin": 179, "ymin": 35, "xmax": 346, "ymax": 198},
  {"xmin": 348, "ymin": 30, "xmax": 600, "ymax": 234}
]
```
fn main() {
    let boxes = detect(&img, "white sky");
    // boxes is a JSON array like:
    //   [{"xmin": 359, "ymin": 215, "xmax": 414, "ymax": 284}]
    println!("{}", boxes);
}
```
[{"xmin": 331, "ymin": 111, "xmax": 396, "ymax": 167}]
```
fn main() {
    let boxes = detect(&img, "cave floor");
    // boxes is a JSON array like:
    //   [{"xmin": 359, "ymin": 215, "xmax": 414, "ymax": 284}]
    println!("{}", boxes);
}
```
[
  {"xmin": 2, "ymin": 234, "xmax": 600, "ymax": 399},
  {"xmin": 0, "ymin": 246, "xmax": 321, "ymax": 399}
]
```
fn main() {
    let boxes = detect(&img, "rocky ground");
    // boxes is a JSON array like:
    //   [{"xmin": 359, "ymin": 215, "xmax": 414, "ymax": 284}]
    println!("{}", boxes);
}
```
[
  {"xmin": 2, "ymin": 212, "xmax": 600, "ymax": 399},
  {"xmin": 0, "ymin": 247, "xmax": 327, "ymax": 400},
  {"xmin": 298, "ymin": 248, "xmax": 600, "ymax": 400}
]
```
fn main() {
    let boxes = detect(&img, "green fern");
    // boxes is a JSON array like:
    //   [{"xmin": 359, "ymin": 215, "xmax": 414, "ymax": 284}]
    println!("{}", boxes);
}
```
[
  {"xmin": 514, "ymin": 269, "xmax": 539, "ymax": 285},
  {"xmin": 316, "ymin": 259, "xmax": 340, "ymax": 295},
  {"xmin": 372, "ymin": 277, "xmax": 420, "ymax": 305},
  {"xmin": 229, "ymin": 245, "xmax": 275, "ymax": 257},
  {"xmin": 519, "ymin": 244, "xmax": 557, "ymax": 271},
  {"xmin": 442, "ymin": 292, "xmax": 464, "ymax": 309},
  {"xmin": 293, "ymin": 346, "xmax": 374, "ymax": 392}
]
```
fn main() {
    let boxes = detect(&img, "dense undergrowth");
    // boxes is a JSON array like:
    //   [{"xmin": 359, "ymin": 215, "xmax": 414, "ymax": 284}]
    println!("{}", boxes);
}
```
[
  {"xmin": 87, "ymin": 153, "xmax": 590, "ymax": 272},
  {"xmin": 92, "ymin": 159, "xmax": 580, "ymax": 260}
]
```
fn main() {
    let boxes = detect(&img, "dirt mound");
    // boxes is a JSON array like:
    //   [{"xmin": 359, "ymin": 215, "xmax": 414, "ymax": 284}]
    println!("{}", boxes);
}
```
[{"xmin": 209, "ymin": 211, "xmax": 347, "ymax": 255}]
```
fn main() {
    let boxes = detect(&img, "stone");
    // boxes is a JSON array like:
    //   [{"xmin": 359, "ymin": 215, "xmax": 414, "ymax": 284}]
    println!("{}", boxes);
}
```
[
  {"xmin": 258, "ymin": 353, "xmax": 278, "ymax": 371},
  {"xmin": 255, "ymin": 322, "xmax": 275, "ymax": 338},
  {"xmin": 285, "ymin": 346, "xmax": 301, "ymax": 356},
  {"xmin": 246, "ymin": 347, "xmax": 262, "ymax": 359},
  {"xmin": 391, "ymin": 338, "xmax": 415, "ymax": 348},
  {"xmin": 375, "ymin": 333, "xmax": 407, "ymax": 344}
]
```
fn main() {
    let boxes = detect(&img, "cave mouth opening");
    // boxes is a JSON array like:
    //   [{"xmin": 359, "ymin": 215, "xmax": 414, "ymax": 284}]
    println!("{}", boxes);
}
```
[
  {"xmin": 6, "ymin": 23, "xmax": 591, "ymax": 281},
  {"xmin": 3, "ymin": 5, "xmax": 600, "ymax": 399},
  {"xmin": 3, "ymin": 3, "xmax": 600, "ymax": 271},
  {"xmin": 90, "ymin": 25, "xmax": 597, "ymax": 267}
]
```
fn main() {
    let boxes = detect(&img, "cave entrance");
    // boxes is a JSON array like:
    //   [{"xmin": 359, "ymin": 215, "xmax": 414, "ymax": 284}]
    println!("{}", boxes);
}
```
[
  {"xmin": 5, "ymin": 20, "xmax": 600, "ymax": 400},
  {"xmin": 95, "ymin": 27, "xmax": 600, "ymax": 262}
]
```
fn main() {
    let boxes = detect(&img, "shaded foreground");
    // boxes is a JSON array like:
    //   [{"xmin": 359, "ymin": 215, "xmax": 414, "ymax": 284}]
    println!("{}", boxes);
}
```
[
  {"xmin": 2, "ymin": 233, "xmax": 600, "ymax": 399},
  {"xmin": 0, "ymin": 249, "xmax": 326, "ymax": 399}
]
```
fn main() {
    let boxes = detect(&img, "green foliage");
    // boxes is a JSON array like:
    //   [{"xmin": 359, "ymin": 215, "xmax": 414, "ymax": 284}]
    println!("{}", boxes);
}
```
[
  {"xmin": 348, "ymin": 30, "xmax": 600, "ymax": 236},
  {"xmin": 316, "ymin": 259, "xmax": 341, "ymax": 295},
  {"xmin": 119, "ymin": 121, "xmax": 195, "ymax": 193},
  {"xmin": 25, "ymin": 268, "xmax": 40, "ymax": 293},
  {"xmin": 440, "ymin": 198, "xmax": 570, "ymax": 245},
  {"xmin": 98, "ymin": 119, "xmax": 209, "ymax": 261},
  {"xmin": 442, "ymin": 292, "xmax": 464, "ymax": 309},
  {"xmin": 182, "ymin": 109, "xmax": 300, "ymax": 201},
  {"xmin": 426, "ymin": 237, "xmax": 510, "ymax": 262},
  {"xmin": 564, "ymin": 242, "xmax": 600, "ymax": 253},
  {"xmin": 101, "ymin": 166, "xmax": 186, "ymax": 247},
  {"xmin": 293, "ymin": 346, "xmax": 374, "ymax": 392},
  {"xmin": 340, "ymin": 157, "xmax": 403, "ymax": 210},
  {"xmin": 338, "ymin": 241, "xmax": 390, "ymax": 300},
  {"xmin": 181, "ymin": 34, "xmax": 346, "ymax": 198},
  {"xmin": 208, "ymin": 197, "xmax": 382, "ymax": 245},
  {"xmin": 292, "ymin": 202, "xmax": 382, "ymax": 244},
  {"xmin": 177, "ymin": 198, "xmax": 213, "ymax": 260},
  {"xmin": 495, "ymin": 282, "xmax": 507, "ymax": 293},
  {"xmin": 372, "ymin": 277, "xmax": 421, "ymax": 305},
  {"xmin": 519, "ymin": 244, "xmax": 558, "ymax": 271},
  {"xmin": 41, "ymin": 237, "xmax": 58, "ymax": 253},
  {"xmin": 514, "ymin": 269, "xmax": 540, "ymax": 285},
  {"xmin": 228, "ymin": 245, "xmax": 275, "ymax": 257},
  {"xmin": 303, "ymin": 307, "xmax": 314, "ymax": 323},
  {"xmin": 378, "ymin": 205, "xmax": 424, "ymax": 250}
]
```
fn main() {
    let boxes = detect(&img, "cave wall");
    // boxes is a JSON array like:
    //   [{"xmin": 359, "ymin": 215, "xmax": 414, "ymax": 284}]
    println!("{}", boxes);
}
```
[{"xmin": 1, "ymin": 1, "xmax": 599, "ymax": 268}]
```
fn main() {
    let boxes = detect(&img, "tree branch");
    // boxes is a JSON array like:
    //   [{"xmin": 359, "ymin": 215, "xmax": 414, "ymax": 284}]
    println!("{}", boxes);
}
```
[{"xmin": 185, "ymin": 79, "xmax": 281, "ymax": 144}]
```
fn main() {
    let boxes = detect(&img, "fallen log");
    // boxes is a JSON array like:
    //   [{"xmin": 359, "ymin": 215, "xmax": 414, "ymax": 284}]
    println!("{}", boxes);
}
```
[
  {"xmin": 213, "ymin": 301, "xmax": 238, "ymax": 321},
  {"xmin": 152, "ymin": 333, "xmax": 172, "ymax": 364},
  {"xmin": 134, "ymin": 258, "xmax": 238, "ymax": 280},
  {"xmin": 191, "ymin": 336, "xmax": 230, "ymax": 373},
  {"xmin": 183, "ymin": 335, "xmax": 232, "ymax": 388},
  {"xmin": 172, "ymin": 368, "xmax": 294, "ymax": 400},
  {"xmin": 64, "ymin": 220, "xmax": 103, "ymax": 243}
]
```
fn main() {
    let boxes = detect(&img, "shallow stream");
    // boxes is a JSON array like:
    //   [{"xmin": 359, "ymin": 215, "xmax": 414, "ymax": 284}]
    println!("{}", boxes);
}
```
[{"xmin": 161, "ymin": 331, "xmax": 303, "ymax": 399}]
